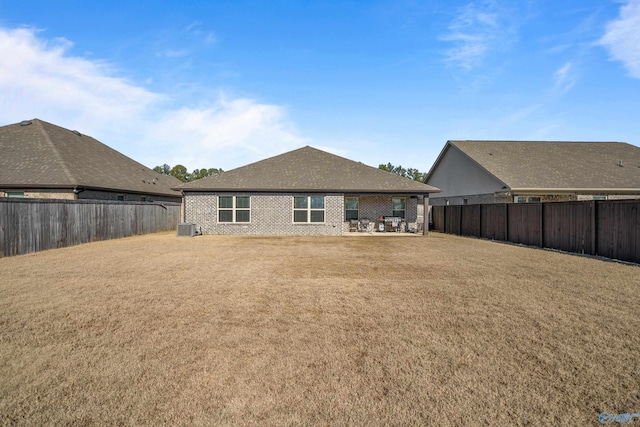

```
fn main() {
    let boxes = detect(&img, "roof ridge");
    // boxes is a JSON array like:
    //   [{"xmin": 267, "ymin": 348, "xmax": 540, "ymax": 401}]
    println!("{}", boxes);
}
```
[
  {"xmin": 34, "ymin": 119, "xmax": 77, "ymax": 186},
  {"xmin": 449, "ymin": 140, "xmax": 626, "ymax": 144},
  {"xmin": 175, "ymin": 145, "xmax": 440, "ymax": 193}
]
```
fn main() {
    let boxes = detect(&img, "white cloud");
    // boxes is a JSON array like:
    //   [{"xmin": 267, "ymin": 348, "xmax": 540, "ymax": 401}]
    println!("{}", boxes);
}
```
[
  {"xmin": 145, "ymin": 97, "xmax": 309, "ymax": 169},
  {"xmin": 0, "ymin": 27, "xmax": 160, "ymax": 123},
  {"xmin": 183, "ymin": 21, "xmax": 217, "ymax": 45},
  {"xmin": 156, "ymin": 49, "xmax": 190, "ymax": 58},
  {"xmin": 599, "ymin": 0, "xmax": 640, "ymax": 79},
  {"xmin": 439, "ymin": 1, "xmax": 514, "ymax": 70},
  {"xmin": 553, "ymin": 62, "xmax": 577, "ymax": 93},
  {"xmin": 0, "ymin": 27, "xmax": 306, "ymax": 170}
]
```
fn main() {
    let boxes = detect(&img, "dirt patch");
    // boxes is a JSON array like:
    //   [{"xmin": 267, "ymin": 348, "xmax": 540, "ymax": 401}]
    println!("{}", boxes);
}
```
[{"xmin": 1, "ymin": 232, "xmax": 639, "ymax": 425}]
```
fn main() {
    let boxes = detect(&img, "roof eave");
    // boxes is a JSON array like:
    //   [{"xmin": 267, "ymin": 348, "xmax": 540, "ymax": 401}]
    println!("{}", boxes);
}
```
[
  {"xmin": 1, "ymin": 183, "xmax": 181, "ymax": 198},
  {"xmin": 180, "ymin": 187, "xmax": 440, "ymax": 194}
]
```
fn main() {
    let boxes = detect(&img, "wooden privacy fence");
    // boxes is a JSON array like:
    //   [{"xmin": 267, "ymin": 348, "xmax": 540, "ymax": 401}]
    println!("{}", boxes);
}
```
[
  {"xmin": 0, "ymin": 198, "xmax": 181, "ymax": 257},
  {"xmin": 432, "ymin": 200, "xmax": 640, "ymax": 264}
]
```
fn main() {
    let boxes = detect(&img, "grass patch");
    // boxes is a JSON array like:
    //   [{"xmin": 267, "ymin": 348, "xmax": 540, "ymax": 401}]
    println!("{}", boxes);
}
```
[{"xmin": 1, "ymin": 232, "xmax": 639, "ymax": 425}]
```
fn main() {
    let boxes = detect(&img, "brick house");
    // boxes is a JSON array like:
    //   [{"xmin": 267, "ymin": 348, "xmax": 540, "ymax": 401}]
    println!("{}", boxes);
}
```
[
  {"xmin": 425, "ymin": 140, "xmax": 640, "ymax": 206},
  {"xmin": 0, "ymin": 119, "xmax": 182, "ymax": 202},
  {"xmin": 175, "ymin": 146, "xmax": 440, "ymax": 235}
]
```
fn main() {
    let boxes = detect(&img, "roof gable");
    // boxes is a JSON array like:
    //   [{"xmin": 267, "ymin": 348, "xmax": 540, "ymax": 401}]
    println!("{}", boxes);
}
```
[
  {"xmin": 177, "ymin": 146, "xmax": 440, "ymax": 194},
  {"xmin": 0, "ymin": 119, "xmax": 182, "ymax": 197},
  {"xmin": 427, "ymin": 140, "xmax": 640, "ymax": 191}
]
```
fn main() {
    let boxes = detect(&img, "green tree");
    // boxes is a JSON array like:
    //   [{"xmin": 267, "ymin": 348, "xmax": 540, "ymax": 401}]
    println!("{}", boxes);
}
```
[
  {"xmin": 170, "ymin": 165, "xmax": 190, "ymax": 182},
  {"xmin": 378, "ymin": 163, "xmax": 425, "ymax": 182},
  {"xmin": 153, "ymin": 164, "xmax": 223, "ymax": 182},
  {"xmin": 153, "ymin": 164, "xmax": 171, "ymax": 176},
  {"xmin": 190, "ymin": 167, "xmax": 223, "ymax": 181}
]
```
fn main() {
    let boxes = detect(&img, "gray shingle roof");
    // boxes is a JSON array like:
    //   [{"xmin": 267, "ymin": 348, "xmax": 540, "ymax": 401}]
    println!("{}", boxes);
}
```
[
  {"xmin": 430, "ymin": 140, "xmax": 640, "ymax": 191},
  {"xmin": 0, "ymin": 119, "xmax": 182, "ymax": 198},
  {"xmin": 176, "ymin": 146, "xmax": 440, "ymax": 194}
]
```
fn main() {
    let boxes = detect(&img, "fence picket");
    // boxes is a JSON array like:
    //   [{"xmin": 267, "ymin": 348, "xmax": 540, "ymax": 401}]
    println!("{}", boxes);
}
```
[
  {"xmin": 432, "ymin": 200, "xmax": 640, "ymax": 264},
  {"xmin": 0, "ymin": 198, "xmax": 181, "ymax": 257}
]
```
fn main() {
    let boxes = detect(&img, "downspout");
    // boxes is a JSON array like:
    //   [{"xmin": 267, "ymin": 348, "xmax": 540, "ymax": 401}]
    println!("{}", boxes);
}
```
[
  {"xmin": 423, "ymin": 195, "xmax": 429, "ymax": 236},
  {"xmin": 73, "ymin": 187, "xmax": 85, "ymax": 199},
  {"xmin": 181, "ymin": 191, "xmax": 187, "ymax": 222}
]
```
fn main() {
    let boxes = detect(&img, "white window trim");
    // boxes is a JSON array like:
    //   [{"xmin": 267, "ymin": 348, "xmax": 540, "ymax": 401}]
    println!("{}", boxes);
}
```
[
  {"xmin": 218, "ymin": 195, "xmax": 251, "ymax": 223},
  {"xmin": 293, "ymin": 196, "xmax": 326, "ymax": 224},
  {"xmin": 345, "ymin": 197, "xmax": 359, "ymax": 221}
]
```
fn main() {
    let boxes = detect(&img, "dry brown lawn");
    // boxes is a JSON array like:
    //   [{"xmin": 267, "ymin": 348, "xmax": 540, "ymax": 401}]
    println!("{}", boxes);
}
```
[{"xmin": 1, "ymin": 232, "xmax": 639, "ymax": 426}]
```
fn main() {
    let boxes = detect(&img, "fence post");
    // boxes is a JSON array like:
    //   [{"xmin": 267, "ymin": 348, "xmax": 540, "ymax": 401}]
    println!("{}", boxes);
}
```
[
  {"xmin": 540, "ymin": 203, "xmax": 545, "ymax": 248},
  {"xmin": 443, "ymin": 205, "xmax": 447, "ymax": 234},
  {"xmin": 591, "ymin": 201, "xmax": 597, "ymax": 256},
  {"xmin": 504, "ymin": 203, "xmax": 509, "ymax": 241}
]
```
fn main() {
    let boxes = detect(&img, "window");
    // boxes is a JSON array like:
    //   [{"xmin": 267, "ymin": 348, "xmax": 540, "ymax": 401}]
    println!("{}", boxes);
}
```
[
  {"xmin": 516, "ymin": 196, "xmax": 527, "ymax": 203},
  {"xmin": 6, "ymin": 192, "xmax": 24, "ymax": 198},
  {"xmin": 293, "ymin": 196, "xmax": 325, "ymax": 223},
  {"xmin": 345, "ymin": 197, "xmax": 359, "ymax": 220},
  {"xmin": 593, "ymin": 195, "xmax": 607, "ymax": 201},
  {"xmin": 392, "ymin": 198, "xmax": 406, "ymax": 218},
  {"xmin": 218, "ymin": 196, "xmax": 251, "ymax": 223},
  {"xmin": 528, "ymin": 197, "xmax": 541, "ymax": 203},
  {"xmin": 117, "ymin": 194, "xmax": 125, "ymax": 201}
]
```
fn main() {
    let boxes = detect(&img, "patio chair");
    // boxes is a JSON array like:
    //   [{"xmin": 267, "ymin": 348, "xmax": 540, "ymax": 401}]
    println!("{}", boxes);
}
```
[
  {"xmin": 349, "ymin": 219, "xmax": 359, "ymax": 232},
  {"xmin": 359, "ymin": 218, "xmax": 370, "ymax": 232}
]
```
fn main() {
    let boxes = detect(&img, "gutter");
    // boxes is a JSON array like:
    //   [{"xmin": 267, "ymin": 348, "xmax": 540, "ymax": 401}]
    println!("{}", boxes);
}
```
[{"xmin": 505, "ymin": 188, "xmax": 640, "ymax": 195}]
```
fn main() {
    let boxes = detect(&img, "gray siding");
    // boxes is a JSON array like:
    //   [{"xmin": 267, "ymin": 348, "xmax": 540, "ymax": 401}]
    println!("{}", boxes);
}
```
[{"xmin": 426, "ymin": 145, "xmax": 505, "ymax": 198}]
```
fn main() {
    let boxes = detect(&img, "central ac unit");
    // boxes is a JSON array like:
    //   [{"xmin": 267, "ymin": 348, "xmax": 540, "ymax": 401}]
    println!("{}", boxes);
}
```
[{"xmin": 177, "ymin": 223, "xmax": 196, "ymax": 237}]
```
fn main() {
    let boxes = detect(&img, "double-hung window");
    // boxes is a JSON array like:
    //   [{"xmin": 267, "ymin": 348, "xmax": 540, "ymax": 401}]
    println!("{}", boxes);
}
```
[
  {"xmin": 392, "ymin": 197, "xmax": 406, "ymax": 218},
  {"xmin": 293, "ymin": 196, "xmax": 325, "ymax": 223},
  {"xmin": 345, "ymin": 197, "xmax": 359, "ymax": 220},
  {"xmin": 218, "ymin": 196, "xmax": 251, "ymax": 223}
]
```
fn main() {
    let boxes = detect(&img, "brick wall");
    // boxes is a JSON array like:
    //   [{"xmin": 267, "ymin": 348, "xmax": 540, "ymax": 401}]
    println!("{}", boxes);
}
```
[
  {"xmin": 577, "ymin": 194, "xmax": 640, "ymax": 201},
  {"xmin": 432, "ymin": 193, "xmax": 640, "ymax": 205},
  {"xmin": 0, "ymin": 190, "xmax": 75, "ymax": 200},
  {"xmin": 185, "ymin": 192, "xmax": 344, "ymax": 235},
  {"xmin": 185, "ymin": 193, "xmax": 425, "ymax": 235},
  {"xmin": 430, "ymin": 193, "xmax": 511, "ymax": 206},
  {"xmin": 0, "ymin": 188, "xmax": 180, "ymax": 203},
  {"xmin": 79, "ymin": 190, "xmax": 180, "ymax": 203}
]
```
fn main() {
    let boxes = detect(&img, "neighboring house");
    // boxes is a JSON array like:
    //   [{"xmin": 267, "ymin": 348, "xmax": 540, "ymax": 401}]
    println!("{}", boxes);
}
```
[
  {"xmin": 175, "ymin": 146, "xmax": 440, "ymax": 235},
  {"xmin": 425, "ymin": 140, "xmax": 640, "ymax": 206},
  {"xmin": 0, "ymin": 119, "xmax": 182, "ymax": 202}
]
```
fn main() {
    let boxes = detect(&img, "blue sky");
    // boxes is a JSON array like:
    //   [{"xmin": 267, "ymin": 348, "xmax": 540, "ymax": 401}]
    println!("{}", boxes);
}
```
[{"xmin": 1, "ymin": 0, "xmax": 639, "ymax": 172}]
